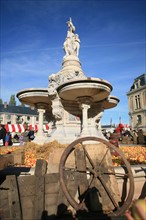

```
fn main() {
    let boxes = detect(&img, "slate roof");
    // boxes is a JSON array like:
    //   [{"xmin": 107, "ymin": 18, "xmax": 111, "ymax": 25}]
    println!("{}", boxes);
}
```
[
  {"xmin": 130, "ymin": 74, "xmax": 146, "ymax": 91},
  {"xmin": 0, "ymin": 104, "xmax": 38, "ymax": 116}
]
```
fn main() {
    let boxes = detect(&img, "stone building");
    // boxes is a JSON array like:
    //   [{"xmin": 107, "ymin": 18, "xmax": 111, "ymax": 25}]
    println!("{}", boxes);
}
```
[
  {"xmin": 127, "ymin": 74, "xmax": 146, "ymax": 131},
  {"xmin": 0, "ymin": 102, "xmax": 39, "ymax": 125}
]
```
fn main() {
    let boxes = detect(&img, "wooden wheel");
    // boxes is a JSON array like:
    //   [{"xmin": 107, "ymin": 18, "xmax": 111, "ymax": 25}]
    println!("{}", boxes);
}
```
[{"xmin": 59, "ymin": 136, "xmax": 134, "ymax": 217}]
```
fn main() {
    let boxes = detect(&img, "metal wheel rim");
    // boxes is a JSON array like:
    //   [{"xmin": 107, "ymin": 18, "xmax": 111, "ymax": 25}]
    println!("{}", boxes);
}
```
[{"xmin": 59, "ymin": 136, "xmax": 134, "ymax": 216}]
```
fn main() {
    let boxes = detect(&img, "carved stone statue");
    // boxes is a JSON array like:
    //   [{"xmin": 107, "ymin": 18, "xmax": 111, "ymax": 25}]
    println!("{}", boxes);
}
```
[
  {"xmin": 63, "ymin": 18, "xmax": 80, "ymax": 57},
  {"xmin": 74, "ymin": 34, "xmax": 80, "ymax": 57},
  {"xmin": 67, "ymin": 17, "xmax": 75, "ymax": 33}
]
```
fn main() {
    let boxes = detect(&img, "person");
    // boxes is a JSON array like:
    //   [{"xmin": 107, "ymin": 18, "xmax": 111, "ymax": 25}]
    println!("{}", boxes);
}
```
[
  {"xmin": 23, "ymin": 128, "xmax": 29, "ymax": 143},
  {"xmin": 8, "ymin": 133, "xmax": 13, "ymax": 146},
  {"xmin": 27, "ymin": 127, "xmax": 35, "ymax": 141},
  {"xmin": 137, "ymin": 129, "xmax": 145, "ymax": 144},
  {"xmin": 5, "ymin": 132, "xmax": 10, "ymax": 146},
  {"xmin": 13, "ymin": 133, "xmax": 19, "ymax": 141},
  {"xmin": 19, "ymin": 133, "xmax": 24, "ymax": 146},
  {"xmin": 0, "ymin": 124, "xmax": 7, "ymax": 146},
  {"xmin": 124, "ymin": 129, "xmax": 134, "ymax": 140}
]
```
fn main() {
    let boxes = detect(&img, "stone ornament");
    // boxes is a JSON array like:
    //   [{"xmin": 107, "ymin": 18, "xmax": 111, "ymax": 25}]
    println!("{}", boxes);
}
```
[{"xmin": 63, "ymin": 18, "xmax": 80, "ymax": 57}]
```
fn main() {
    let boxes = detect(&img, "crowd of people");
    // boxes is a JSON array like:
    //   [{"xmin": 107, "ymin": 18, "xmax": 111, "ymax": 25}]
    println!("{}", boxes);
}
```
[
  {"xmin": 0, "ymin": 124, "xmax": 35, "ymax": 146},
  {"xmin": 1, "ymin": 123, "xmax": 146, "ymax": 147},
  {"xmin": 102, "ymin": 128, "xmax": 136, "ymax": 140},
  {"xmin": 102, "ymin": 125, "xmax": 146, "ymax": 145}
]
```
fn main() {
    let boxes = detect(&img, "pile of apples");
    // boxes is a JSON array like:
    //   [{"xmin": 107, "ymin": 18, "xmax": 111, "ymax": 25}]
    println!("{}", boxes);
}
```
[
  {"xmin": 120, "ymin": 146, "xmax": 146, "ymax": 165},
  {"xmin": 24, "ymin": 151, "xmax": 37, "ymax": 167},
  {"xmin": 0, "ymin": 145, "xmax": 145, "ymax": 167}
]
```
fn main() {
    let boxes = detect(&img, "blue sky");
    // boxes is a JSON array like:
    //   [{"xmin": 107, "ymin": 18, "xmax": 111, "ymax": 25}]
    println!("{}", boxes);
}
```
[{"xmin": 0, "ymin": 0, "xmax": 146, "ymax": 125}]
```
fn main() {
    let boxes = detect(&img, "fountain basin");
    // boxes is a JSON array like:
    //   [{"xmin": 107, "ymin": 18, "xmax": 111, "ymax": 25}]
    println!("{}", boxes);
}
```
[
  {"xmin": 17, "ymin": 88, "xmax": 51, "ymax": 107},
  {"xmin": 57, "ymin": 78, "xmax": 112, "ymax": 102},
  {"xmin": 103, "ymin": 96, "xmax": 120, "ymax": 109}
]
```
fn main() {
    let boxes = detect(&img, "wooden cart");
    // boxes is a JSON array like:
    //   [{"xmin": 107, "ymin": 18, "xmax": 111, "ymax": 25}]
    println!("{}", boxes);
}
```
[{"xmin": 0, "ymin": 137, "xmax": 134, "ymax": 220}]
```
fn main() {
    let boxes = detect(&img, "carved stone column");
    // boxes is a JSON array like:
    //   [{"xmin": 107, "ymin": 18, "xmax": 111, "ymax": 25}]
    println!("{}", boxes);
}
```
[
  {"xmin": 37, "ymin": 109, "xmax": 45, "ymax": 136},
  {"xmin": 77, "ymin": 97, "xmax": 92, "ymax": 137},
  {"xmin": 33, "ymin": 107, "xmax": 48, "ymax": 144},
  {"xmin": 11, "ymin": 114, "xmax": 17, "ymax": 124},
  {"xmin": 31, "ymin": 116, "xmax": 35, "ymax": 125},
  {"xmin": 80, "ymin": 103, "xmax": 90, "ymax": 136}
]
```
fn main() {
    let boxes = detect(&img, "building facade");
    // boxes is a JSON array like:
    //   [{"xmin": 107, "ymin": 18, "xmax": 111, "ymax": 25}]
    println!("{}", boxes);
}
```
[
  {"xmin": 0, "ymin": 102, "xmax": 39, "ymax": 125},
  {"xmin": 127, "ymin": 74, "xmax": 146, "ymax": 131}
]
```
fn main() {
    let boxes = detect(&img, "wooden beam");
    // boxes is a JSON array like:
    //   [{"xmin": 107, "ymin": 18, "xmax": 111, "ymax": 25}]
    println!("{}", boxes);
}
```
[
  {"xmin": 7, "ymin": 175, "xmax": 22, "ymax": 220},
  {"xmin": 34, "ymin": 159, "xmax": 47, "ymax": 220},
  {"xmin": 0, "ymin": 154, "xmax": 14, "ymax": 170}
]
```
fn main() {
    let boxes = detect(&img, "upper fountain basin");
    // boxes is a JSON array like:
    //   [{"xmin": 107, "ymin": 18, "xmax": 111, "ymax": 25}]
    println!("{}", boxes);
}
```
[
  {"xmin": 57, "ymin": 77, "xmax": 112, "ymax": 102},
  {"xmin": 16, "ymin": 88, "xmax": 51, "ymax": 107}
]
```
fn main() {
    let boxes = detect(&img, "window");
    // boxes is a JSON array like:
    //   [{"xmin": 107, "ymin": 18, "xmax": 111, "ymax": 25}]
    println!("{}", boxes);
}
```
[
  {"xmin": 7, "ymin": 114, "xmax": 11, "ymax": 120},
  {"xmin": 16, "ymin": 115, "xmax": 21, "ymax": 121},
  {"xmin": 135, "ymin": 95, "xmax": 141, "ymax": 109},
  {"xmin": 135, "ymin": 82, "xmax": 138, "ymax": 89},
  {"xmin": 27, "ymin": 116, "xmax": 30, "ymax": 121},
  {"xmin": 137, "ymin": 115, "xmax": 142, "ymax": 124},
  {"xmin": 134, "ymin": 79, "xmax": 141, "ymax": 89},
  {"xmin": 138, "ymin": 95, "xmax": 141, "ymax": 108}
]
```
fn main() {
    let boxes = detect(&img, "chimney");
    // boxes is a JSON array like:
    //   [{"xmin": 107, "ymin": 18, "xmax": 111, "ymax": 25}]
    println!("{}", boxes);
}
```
[{"xmin": 4, "ymin": 102, "xmax": 7, "ymax": 108}]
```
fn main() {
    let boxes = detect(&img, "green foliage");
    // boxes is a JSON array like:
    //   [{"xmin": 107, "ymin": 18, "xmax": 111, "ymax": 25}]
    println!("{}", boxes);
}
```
[
  {"xmin": 0, "ymin": 98, "xmax": 3, "ymax": 104},
  {"xmin": 9, "ymin": 95, "xmax": 16, "ymax": 106}
]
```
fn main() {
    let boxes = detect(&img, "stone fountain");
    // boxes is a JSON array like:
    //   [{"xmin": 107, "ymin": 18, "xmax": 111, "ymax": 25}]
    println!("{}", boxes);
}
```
[{"xmin": 17, "ymin": 18, "xmax": 119, "ymax": 144}]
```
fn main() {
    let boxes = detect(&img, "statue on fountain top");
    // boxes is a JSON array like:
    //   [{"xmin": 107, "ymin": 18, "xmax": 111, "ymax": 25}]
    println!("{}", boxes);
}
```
[
  {"xmin": 63, "ymin": 18, "xmax": 80, "ymax": 57},
  {"xmin": 67, "ymin": 17, "xmax": 75, "ymax": 33},
  {"xmin": 48, "ymin": 18, "xmax": 85, "ymax": 96}
]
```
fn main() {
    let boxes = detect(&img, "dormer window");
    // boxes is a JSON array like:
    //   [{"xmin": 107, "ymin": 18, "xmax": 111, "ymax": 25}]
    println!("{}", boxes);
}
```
[
  {"xmin": 134, "ymin": 82, "xmax": 138, "ymax": 89},
  {"xmin": 134, "ymin": 79, "xmax": 141, "ymax": 89}
]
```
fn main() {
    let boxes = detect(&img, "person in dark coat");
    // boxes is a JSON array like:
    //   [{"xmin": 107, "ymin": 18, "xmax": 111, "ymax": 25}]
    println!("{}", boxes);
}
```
[
  {"xmin": 27, "ymin": 127, "xmax": 35, "ymax": 141},
  {"xmin": 0, "ymin": 124, "xmax": 7, "ymax": 146}
]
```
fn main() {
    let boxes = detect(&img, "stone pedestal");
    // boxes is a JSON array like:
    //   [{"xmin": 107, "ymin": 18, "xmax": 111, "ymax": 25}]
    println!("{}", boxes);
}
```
[{"xmin": 61, "ymin": 55, "xmax": 84, "ymax": 77}]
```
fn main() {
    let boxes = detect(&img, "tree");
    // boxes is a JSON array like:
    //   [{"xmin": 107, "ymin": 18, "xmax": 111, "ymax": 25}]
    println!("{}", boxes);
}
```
[
  {"xmin": 0, "ymin": 98, "xmax": 3, "ymax": 104},
  {"xmin": 9, "ymin": 95, "xmax": 16, "ymax": 106},
  {"xmin": 20, "ymin": 102, "xmax": 25, "ymax": 107}
]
